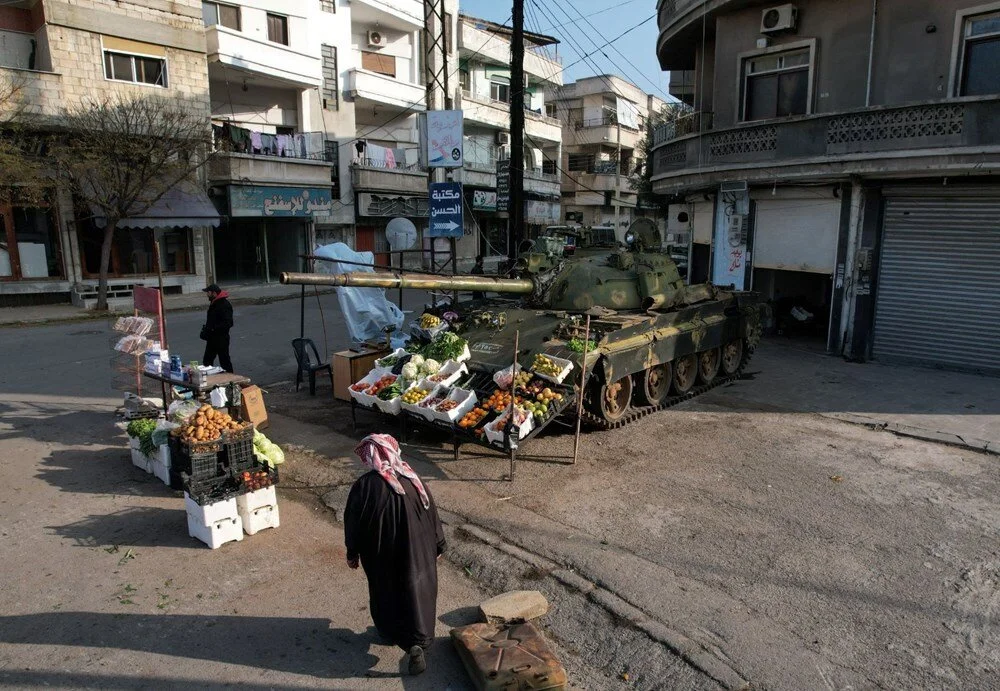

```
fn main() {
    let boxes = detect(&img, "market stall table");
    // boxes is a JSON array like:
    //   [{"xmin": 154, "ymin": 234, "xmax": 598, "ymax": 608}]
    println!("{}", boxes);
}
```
[{"xmin": 143, "ymin": 370, "xmax": 252, "ymax": 412}]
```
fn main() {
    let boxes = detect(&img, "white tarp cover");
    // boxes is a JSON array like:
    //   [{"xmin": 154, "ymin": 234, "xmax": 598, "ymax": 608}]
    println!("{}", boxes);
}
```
[{"xmin": 314, "ymin": 243, "xmax": 405, "ymax": 342}]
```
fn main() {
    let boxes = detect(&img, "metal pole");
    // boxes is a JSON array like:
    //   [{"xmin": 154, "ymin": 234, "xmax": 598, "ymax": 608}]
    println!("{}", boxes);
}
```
[
  {"xmin": 450, "ymin": 236, "xmax": 457, "ymax": 305},
  {"xmin": 397, "ymin": 250, "xmax": 404, "ymax": 309},
  {"xmin": 509, "ymin": 0, "xmax": 525, "ymax": 263},
  {"xmin": 508, "ymin": 328, "xmax": 519, "ymax": 482},
  {"xmin": 572, "ymin": 315, "xmax": 590, "ymax": 465},
  {"xmin": 299, "ymin": 284, "xmax": 305, "ymax": 340},
  {"xmin": 614, "ymin": 119, "xmax": 621, "ymax": 238},
  {"xmin": 261, "ymin": 222, "xmax": 271, "ymax": 284}
]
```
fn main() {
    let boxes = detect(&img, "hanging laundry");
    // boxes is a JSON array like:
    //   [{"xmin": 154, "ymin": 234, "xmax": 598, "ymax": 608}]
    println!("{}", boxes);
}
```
[
  {"xmin": 250, "ymin": 130, "xmax": 263, "ymax": 153},
  {"xmin": 384, "ymin": 148, "xmax": 396, "ymax": 169},
  {"xmin": 261, "ymin": 133, "xmax": 277, "ymax": 156}
]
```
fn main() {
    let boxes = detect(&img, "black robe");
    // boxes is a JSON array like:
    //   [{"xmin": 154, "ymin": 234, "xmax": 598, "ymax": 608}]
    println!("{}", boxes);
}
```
[{"xmin": 344, "ymin": 471, "xmax": 446, "ymax": 650}]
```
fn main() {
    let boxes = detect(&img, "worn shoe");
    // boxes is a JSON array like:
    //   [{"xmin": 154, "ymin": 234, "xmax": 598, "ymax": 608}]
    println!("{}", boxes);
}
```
[{"xmin": 408, "ymin": 645, "xmax": 426, "ymax": 675}]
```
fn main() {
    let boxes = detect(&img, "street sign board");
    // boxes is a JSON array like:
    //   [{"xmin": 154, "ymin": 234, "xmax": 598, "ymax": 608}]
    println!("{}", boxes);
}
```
[
  {"xmin": 424, "ymin": 110, "xmax": 464, "ymax": 168},
  {"xmin": 496, "ymin": 159, "xmax": 510, "ymax": 212},
  {"xmin": 428, "ymin": 181, "xmax": 464, "ymax": 238}
]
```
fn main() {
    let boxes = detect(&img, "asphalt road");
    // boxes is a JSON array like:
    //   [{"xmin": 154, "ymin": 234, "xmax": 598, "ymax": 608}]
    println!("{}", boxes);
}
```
[{"xmin": 0, "ymin": 291, "xmax": 431, "ymax": 400}]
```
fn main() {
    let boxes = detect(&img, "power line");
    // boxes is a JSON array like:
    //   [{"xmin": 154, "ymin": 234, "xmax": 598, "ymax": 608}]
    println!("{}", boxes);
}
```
[{"xmin": 535, "ymin": 0, "xmax": 643, "ymax": 34}]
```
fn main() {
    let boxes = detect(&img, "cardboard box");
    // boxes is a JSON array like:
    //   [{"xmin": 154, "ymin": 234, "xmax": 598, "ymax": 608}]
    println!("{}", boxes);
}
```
[
  {"xmin": 241, "ymin": 385, "xmax": 268, "ymax": 429},
  {"xmin": 333, "ymin": 348, "xmax": 389, "ymax": 401}
]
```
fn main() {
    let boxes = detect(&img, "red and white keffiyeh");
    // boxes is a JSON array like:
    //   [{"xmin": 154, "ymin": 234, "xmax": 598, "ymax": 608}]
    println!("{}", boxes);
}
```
[{"xmin": 354, "ymin": 434, "xmax": 430, "ymax": 510}]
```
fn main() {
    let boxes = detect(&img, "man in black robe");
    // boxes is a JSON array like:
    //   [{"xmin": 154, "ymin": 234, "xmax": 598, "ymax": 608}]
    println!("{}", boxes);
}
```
[{"xmin": 345, "ymin": 434, "xmax": 446, "ymax": 675}]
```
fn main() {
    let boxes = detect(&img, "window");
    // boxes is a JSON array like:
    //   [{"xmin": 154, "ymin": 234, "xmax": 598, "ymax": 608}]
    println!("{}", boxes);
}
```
[
  {"xmin": 959, "ymin": 10, "xmax": 1000, "ymax": 96},
  {"xmin": 542, "ymin": 159, "xmax": 557, "ymax": 176},
  {"xmin": 267, "ymin": 13, "xmax": 288, "ymax": 45},
  {"xmin": 321, "ymin": 44, "xmax": 338, "ymax": 110},
  {"xmin": 567, "ymin": 153, "xmax": 592, "ymax": 172},
  {"xmin": 742, "ymin": 47, "xmax": 810, "ymax": 121},
  {"xmin": 320, "ymin": 0, "xmax": 336, "ymax": 13},
  {"xmin": 0, "ymin": 202, "xmax": 64, "ymax": 280},
  {"xmin": 490, "ymin": 78, "xmax": 510, "ymax": 103},
  {"xmin": 545, "ymin": 103, "xmax": 556, "ymax": 118},
  {"xmin": 361, "ymin": 51, "xmax": 395, "ymax": 77},
  {"xmin": 202, "ymin": 2, "xmax": 240, "ymax": 30},
  {"xmin": 103, "ymin": 51, "xmax": 167, "ymax": 87},
  {"xmin": 78, "ymin": 215, "xmax": 191, "ymax": 277},
  {"xmin": 459, "ymin": 68, "xmax": 469, "ymax": 93}
]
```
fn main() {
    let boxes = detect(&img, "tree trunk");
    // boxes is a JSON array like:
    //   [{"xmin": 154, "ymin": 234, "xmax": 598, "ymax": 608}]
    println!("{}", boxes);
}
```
[{"xmin": 97, "ymin": 218, "xmax": 117, "ymax": 311}]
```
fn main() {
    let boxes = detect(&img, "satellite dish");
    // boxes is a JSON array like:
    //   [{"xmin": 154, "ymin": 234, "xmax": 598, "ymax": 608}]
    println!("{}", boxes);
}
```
[{"xmin": 386, "ymin": 217, "xmax": 417, "ymax": 251}]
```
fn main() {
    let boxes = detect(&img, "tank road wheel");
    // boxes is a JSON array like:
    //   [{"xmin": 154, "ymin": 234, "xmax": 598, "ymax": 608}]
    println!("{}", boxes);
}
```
[
  {"xmin": 721, "ymin": 339, "xmax": 744, "ymax": 376},
  {"xmin": 635, "ymin": 363, "xmax": 673, "ymax": 406},
  {"xmin": 592, "ymin": 375, "xmax": 633, "ymax": 423},
  {"xmin": 672, "ymin": 354, "xmax": 698, "ymax": 394},
  {"xmin": 698, "ymin": 348, "xmax": 721, "ymax": 384}
]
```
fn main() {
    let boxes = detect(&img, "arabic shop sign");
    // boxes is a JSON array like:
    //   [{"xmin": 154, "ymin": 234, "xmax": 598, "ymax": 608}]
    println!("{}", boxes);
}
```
[
  {"xmin": 472, "ymin": 190, "xmax": 497, "ymax": 212},
  {"xmin": 229, "ymin": 186, "xmax": 334, "ymax": 218},
  {"xmin": 428, "ymin": 181, "xmax": 464, "ymax": 238}
]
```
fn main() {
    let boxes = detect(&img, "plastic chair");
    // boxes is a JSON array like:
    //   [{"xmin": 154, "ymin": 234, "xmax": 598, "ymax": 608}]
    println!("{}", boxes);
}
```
[{"xmin": 292, "ymin": 338, "xmax": 331, "ymax": 395}]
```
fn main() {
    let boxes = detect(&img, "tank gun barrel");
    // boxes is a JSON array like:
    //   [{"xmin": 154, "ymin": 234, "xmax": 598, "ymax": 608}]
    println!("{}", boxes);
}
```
[{"xmin": 280, "ymin": 271, "xmax": 535, "ymax": 294}]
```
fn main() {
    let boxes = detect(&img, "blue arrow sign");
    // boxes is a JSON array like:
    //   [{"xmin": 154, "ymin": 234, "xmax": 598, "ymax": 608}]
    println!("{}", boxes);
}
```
[{"xmin": 428, "ymin": 181, "xmax": 464, "ymax": 238}]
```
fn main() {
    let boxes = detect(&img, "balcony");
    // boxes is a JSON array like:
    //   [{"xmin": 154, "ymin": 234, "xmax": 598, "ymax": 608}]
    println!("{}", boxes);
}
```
[
  {"xmin": 347, "ymin": 69, "xmax": 425, "ymax": 111},
  {"xmin": 352, "ymin": 0, "xmax": 423, "ymax": 30},
  {"xmin": 0, "ymin": 66, "xmax": 63, "ymax": 121},
  {"xmin": 458, "ymin": 91, "xmax": 562, "ymax": 143},
  {"xmin": 568, "ymin": 115, "xmax": 642, "ymax": 149},
  {"xmin": 656, "ymin": 0, "xmax": 715, "ymax": 71},
  {"xmin": 207, "ymin": 25, "xmax": 320, "ymax": 87},
  {"xmin": 351, "ymin": 159, "xmax": 427, "ymax": 194},
  {"xmin": 210, "ymin": 126, "xmax": 333, "ymax": 186},
  {"xmin": 650, "ymin": 97, "xmax": 1000, "ymax": 192},
  {"xmin": 459, "ymin": 21, "xmax": 562, "ymax": 86}
]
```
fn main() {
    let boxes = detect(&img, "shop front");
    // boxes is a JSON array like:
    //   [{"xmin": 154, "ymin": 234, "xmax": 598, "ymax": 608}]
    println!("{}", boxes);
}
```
[
  {"xmin": 355, "ymin": 192, "xmax": 429, "ymax": 270},
  {"xmin": 1, "ymin": 198, "xmax": 66, "ymax": 301},
  {"xmin": 214, "ymin": 185, "xmax": 333, "ymax": 283},
  {"xmin": 468, "ymin": 188, "xmax": 506, "ymax": 264}
]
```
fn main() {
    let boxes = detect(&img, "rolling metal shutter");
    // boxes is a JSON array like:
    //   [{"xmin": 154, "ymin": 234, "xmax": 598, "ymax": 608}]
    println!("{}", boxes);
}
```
[{"xmin": 873, "ymin": 196, "xmax": 1000, "ymax": 374}]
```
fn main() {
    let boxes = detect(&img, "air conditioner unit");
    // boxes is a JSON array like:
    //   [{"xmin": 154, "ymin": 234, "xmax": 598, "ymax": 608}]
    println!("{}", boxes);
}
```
[
  {"xmin": 760, "ymin": 4, "xmax": 797, "ymax": 34},
  {"xmin": 496, "ymin": 131, "xmax": 511, "ymax": 146},
  {"xmin": 367, "ymin": 30, "xmax": 387, "ymax": 48}
]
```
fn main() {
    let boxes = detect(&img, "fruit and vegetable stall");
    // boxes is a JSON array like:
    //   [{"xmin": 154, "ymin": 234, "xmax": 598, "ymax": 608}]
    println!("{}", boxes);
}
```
[{"xmin": 348, "ymin": 313, "xmax": 580, "ymax": 460}]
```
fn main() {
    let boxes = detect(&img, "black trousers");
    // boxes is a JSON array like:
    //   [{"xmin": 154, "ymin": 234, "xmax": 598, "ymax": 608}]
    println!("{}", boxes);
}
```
[{"xmin": 203, "ymin": 331, "xmax": 233, "ymax": 373}]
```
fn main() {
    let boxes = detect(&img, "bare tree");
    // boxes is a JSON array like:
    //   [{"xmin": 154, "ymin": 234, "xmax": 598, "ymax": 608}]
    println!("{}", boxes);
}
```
[
  {"xmin": 630, "ymin": 101, "xmax": 692, "ymax": 205},
  {"xmin": 0, "ymin": 73, "xmax": 45, "ymax": 204},
  {"xmin": 50, "ymin": 93, "xmax": 214, "ymax": 310}
]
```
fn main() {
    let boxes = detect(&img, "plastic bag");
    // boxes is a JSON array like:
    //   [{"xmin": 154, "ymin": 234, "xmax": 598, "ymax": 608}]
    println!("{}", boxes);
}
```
[
  {"xmin": 167, "ymin": 400, "xmax": 200, "ymax": 424},
  {"xmin": 314, "ymin": 243, "xmax": 404, "ymax": 342},
  {"xmin": 151, "ymin": 420, "xmax": 179, "ymax": 448}
]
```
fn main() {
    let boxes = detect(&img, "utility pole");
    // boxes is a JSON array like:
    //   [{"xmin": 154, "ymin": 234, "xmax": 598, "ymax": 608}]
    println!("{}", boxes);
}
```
[
  {"xmin": 509, "ymin": 0, "xmax": 525, "ymax": 263},
  {"xmin": 424, "ymin": 0, "xmax": 453, "ymax": 300},
  {"xmin": 613, "ymin": 116, "xmax": 621, "ymax": 236}
]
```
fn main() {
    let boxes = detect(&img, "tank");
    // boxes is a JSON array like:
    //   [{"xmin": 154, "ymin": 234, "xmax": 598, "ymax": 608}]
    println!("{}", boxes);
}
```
[{"xmin": 281, "ymin": 219, "xmax": 763, "ymax": 429}]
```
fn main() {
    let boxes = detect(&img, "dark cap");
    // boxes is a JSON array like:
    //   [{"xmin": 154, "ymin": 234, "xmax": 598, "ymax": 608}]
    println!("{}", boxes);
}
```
[{"xmin": 202, "ymin": 284, "xmax": 222, "ymax": 293}]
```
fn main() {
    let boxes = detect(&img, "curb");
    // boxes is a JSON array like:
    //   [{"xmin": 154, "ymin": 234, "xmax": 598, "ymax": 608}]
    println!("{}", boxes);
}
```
[
  {"xmin": 823, "ymin": 412, "xmax": 997, "ymax": 456},
  {"xmin": 0, "ymin": 289, "xmax": 336, "ymax": 328}
]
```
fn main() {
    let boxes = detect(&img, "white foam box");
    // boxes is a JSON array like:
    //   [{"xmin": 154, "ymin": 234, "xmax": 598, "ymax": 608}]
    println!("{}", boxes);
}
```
[
  {"xmin": 151, "ymin": 445, "xmax": 171, "ymax": 485},
  {"xmin": 184, "ymin": 493, "xmax": 244, "ymax": 549},
  {"xmin": 131, "ymin": 447, "xmax": 152, "ymax": 473},
  {"xmin": 236, "ymin": 486, "xmax": 280, "ymax": 535}
]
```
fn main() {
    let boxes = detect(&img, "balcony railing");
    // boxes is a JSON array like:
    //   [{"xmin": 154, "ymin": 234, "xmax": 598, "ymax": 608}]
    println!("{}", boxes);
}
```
[
  {"xmin": 351, "ymin": 155, "xmax": 424, "ymax": 172},
  {"xmin": 650, "ymin": 97, "xmax": 998, "ymax": 179},
  {"xmin": 572, "ymin": 114, "xmax": 640, "ymax": 132},
  {"xmin": 212, "ymin": 123, "xmax": 332, "ymax": 162},
  {"xmin": 653, "ymin": 110, "xmax": 711, "ymax": 145}
]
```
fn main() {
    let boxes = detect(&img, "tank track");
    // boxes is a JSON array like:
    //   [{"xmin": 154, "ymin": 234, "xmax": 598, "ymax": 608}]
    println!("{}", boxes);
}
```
[{"xmin": 576, "ymin": 342, "xmax": 757, "ymax": 431}]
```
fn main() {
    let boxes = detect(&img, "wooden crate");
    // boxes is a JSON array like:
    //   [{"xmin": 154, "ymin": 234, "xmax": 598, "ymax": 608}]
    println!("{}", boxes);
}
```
[{"xmin": 333, "ymin": 348, "xmax": 389, "ymax": 401}]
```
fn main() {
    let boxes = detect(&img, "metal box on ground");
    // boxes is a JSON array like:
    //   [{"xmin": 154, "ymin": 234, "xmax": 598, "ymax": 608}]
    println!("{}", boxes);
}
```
[{"xmin": 450, "ymin": 621, "xmax": 567, "ymax": 691}]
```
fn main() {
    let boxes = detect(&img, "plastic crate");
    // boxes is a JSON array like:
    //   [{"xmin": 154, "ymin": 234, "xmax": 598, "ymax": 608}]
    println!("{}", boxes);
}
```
[
  {"xmin": 189, "ymin": 450, "xmax": 221, "ymax": 482},
  {"xmin": 238, "ymin": 461, "xmax": 279, "ymax": 494},
  {"xmin": 185, "ymin": 475, "xmax": 244, "ymax": 506},
  {"xmin": 221, "ymin": 424, "xmax": 255, "ymax": 475}
]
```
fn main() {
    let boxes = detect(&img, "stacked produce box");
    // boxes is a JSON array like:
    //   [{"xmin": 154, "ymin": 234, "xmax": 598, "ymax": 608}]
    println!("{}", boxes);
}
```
[
  {"xmin": 349, "ymin": 313, "xmax": 576, "ymax": 451},
  {"xmin": 125, "ymin": 403, "xmax": 285, "ymax": 549}
]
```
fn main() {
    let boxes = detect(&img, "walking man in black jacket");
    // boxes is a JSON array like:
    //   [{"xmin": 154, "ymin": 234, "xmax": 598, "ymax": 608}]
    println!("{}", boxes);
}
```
[{"xmin": 201, "ymin": 284, "xmax": 234, "ymax": 373}]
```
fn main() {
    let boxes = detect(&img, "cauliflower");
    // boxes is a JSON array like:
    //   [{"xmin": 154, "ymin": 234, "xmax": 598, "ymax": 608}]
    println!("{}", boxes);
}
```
[
  {"xmin": 422, "ymin": 359, "xmax": 441, "ymax": 375},
  {"xmin": 401, "ymin": 362, "xmax": 419, "ymax": 381},
  {"xmin": 409, "ymin": 354, "xmax": 425, "ymax": 367}
]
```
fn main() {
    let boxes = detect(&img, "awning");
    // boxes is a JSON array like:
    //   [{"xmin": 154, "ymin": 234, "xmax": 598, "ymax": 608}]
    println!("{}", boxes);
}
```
[{"xmin": 93, "ymin": 182, "xmax": 221, "ymax": 229}]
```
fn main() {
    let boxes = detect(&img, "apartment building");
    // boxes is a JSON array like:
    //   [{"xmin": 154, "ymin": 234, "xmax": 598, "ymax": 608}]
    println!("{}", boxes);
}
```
[
  {"xmin": 204, "ymin": 0, "xmax": 353, "ymax": 282},
  {"xmin": 0, "ymin": 0, "xmax": 215, "ymax": 306},
  {"xmin": 551, "ymin": 76, "xmax": 667, "ymax": 239},
  {"xmin": 456, "ymin": 14, "xmax": 563, "ymax": 260},
  {"xmin": 653, "ymin": 0, "xmax": 1000, "ymax": 374}
]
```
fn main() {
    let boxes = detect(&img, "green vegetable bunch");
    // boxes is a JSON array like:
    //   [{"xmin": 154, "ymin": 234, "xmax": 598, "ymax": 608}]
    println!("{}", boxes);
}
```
[
  {"xmin": 566, "ymin": 338, "xmax": 596, "ymax": 353},
  {"xmin": 424, "ymin": 332, "xmax": 467, "ymax": 361},
  {"xmin": 377, "ymin": 382, "xmax": 402, "ymax": 401},
  {"xmin": 253, "ymin": 430, "xmax": 285, "ymax": 465},
  {"xmin": 126, "ymin": 418, "xmax": 159, "ymax": 456}
]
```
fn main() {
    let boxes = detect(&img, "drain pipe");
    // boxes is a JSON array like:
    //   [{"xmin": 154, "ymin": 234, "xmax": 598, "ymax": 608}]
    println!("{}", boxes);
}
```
[{"xmin": 865, "ymin": 0, "xmax": 878, "ymax": 107}]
